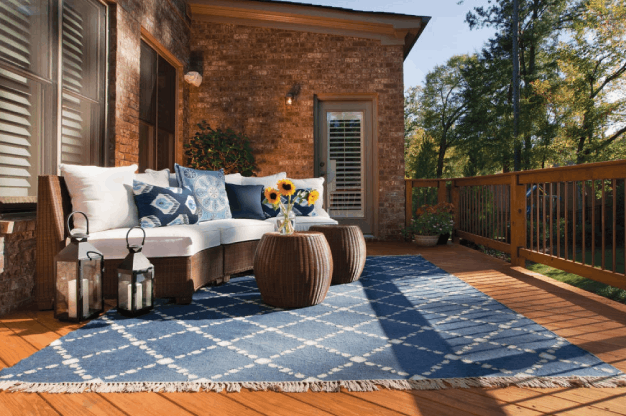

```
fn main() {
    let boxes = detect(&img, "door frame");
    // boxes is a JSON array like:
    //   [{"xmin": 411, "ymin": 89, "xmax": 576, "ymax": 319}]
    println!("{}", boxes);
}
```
[{"xmin": 314, "ymin": 93, "xmax": 379, "ymax": 237}]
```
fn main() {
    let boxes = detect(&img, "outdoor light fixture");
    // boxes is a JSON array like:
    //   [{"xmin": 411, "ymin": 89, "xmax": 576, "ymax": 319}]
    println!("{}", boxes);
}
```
[
  {"xmin": 54, "ymin": 212, "xmax": 104, "ymax": 322},
  {"xmin": 184, "ymin": 71, "xmax": 202, "ymax": 87},
  {"xmin": 117, "ymin": 226, "xmax": 155, "ymax": 317},
  {"xmin": 285, "ymin": 84, "xmax": 301, "ymax": 105}
]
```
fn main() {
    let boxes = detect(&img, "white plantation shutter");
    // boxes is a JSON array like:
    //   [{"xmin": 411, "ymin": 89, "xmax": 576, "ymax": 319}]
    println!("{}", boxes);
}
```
[
  {"xmin": 0, "ymin": 0, "xmax": 48, "ymax": 197},
  {"xmin": 327, "ymin": 112, "xmax": 365, "ymax": 218}
]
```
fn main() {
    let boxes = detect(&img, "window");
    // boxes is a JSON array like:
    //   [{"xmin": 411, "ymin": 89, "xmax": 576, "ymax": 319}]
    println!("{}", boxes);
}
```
[
  {"xmin": 139, "ymin": 40, "xmax": 176, "ymax": 172},
  {"xmin": 0, "ymin": 0, "xmax": 107, "ymax": 198}
]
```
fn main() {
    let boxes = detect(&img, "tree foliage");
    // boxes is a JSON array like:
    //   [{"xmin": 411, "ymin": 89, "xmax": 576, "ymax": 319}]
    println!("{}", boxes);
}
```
[{"xmin": 405, "ymin": 0, "xmax": 626, "ymax": 178}]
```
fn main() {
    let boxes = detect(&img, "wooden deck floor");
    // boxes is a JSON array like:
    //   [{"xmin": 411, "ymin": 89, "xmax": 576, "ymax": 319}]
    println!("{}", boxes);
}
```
[{"xmin": 2, "ymin": 243, "xmax": 626, "ymax": 415}]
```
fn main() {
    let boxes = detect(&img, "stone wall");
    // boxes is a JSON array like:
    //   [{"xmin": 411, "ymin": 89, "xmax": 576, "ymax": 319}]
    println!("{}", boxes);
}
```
[
  {"xmin": 0, "ymin": 217, "xmax": 36, "ymax": 316},
  {"xmin": 109, "ymin": 0, "xmax": 191, "ymax": 167},
  {"xmin": 188, "ymin": 21, "xmax": 406, "ymax": 239}
]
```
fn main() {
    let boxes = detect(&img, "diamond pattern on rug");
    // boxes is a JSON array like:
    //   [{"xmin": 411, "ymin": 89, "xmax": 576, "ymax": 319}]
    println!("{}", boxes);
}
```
[{"xmin": 0, "ymin": 255, "xmax": 622, "ymax": 387}]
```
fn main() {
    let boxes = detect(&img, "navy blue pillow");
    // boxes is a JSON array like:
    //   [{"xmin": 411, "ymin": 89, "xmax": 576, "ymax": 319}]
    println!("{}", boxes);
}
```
[
  {"xmin": 133, "ymin": 180, "xmax": 199, "ymax": 228},
  {"xmin": 261, "ymin": 188, "xmax": 316, "ymax": 218},
  {"xmin": 225, "ymin": 184, "xmax": 265, "ymax": 220}
]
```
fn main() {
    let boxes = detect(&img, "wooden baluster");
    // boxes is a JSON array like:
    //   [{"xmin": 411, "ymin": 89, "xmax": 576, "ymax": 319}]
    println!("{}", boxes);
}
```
[
  {"xmin": 573, "ymin": 181, "xmax": 577, "ymax": 262},
  {"xmin": 592, "ymin": 180, "xmax": 596, "ymax": 268},
  {"xmin": 543, "ymin": 182, "xmax": 547, "ymax": 254},
  {"xmin": 602, "ymin": 181, "xmax": 606, "ymax": 270},
  {"xmin": 565, "ymin": 182, "xmax": 569, "ymax": 261},
  {"xmin": 581, "ymin": 181, "xmax": 586, "ymax": 265},
  {"xmin": 613, "ymin": 179, "xmax": 617, "ymax": 273},
  {"xmin": 557, "ymin": 182, "xmax": 561, "ymax": 259},
  {"xmin": 549, "ymin": 182, "xmax": 554, "ymax": 257},
  {"xmin": 536, "ymin": 184, "xmax": 540, "ymax": 252},
  {"xmin": 451, "ymin": 181, "xmax": 460, "ymax": 243},
  {"xmin": 405, "ymin": 180, "xmax": 413, "ymax": 228}
]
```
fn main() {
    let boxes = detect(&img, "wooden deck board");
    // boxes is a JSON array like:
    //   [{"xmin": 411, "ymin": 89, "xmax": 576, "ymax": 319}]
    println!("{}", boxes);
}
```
[{"xmin": 2, "ymin": 242, "xmax": 626, "ymax": 415}]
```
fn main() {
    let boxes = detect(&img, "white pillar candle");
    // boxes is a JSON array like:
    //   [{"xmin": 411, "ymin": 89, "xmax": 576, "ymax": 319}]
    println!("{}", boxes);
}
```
[
  {"xmin": 82, "ymin": 279, "xmax": 89, "ymax": 318},
  {"xmin": 68, "ymin": 279, "xmax": 89, "ymax": 318},
  {"xmin": 144, "ymin": 279, "xmax": 152, "ymax": 307},
  {"xmin": 124, "ymin": 282, "xmax": 144, "ymax": 310},
  {"xmin": 68, "ymin": 280, "xmax": 77, "ymax": 318}
]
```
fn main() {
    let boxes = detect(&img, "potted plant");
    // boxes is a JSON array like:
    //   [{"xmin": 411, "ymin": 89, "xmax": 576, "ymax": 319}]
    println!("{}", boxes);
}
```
[{"xmin": 402, "ymin": 205, "xmax": 455, "ymax": 247}]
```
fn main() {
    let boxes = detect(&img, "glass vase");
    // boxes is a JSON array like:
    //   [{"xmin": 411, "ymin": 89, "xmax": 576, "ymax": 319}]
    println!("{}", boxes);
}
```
[{"xmin": 277, "ymin": 205, "xmax": 297, "ymax": 235}]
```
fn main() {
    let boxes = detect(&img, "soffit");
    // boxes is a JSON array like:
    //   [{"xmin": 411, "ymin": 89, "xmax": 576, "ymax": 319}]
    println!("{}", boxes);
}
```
[{"xmin": 189, "ymin": 0, "xmax": 430, "ymax": 59}]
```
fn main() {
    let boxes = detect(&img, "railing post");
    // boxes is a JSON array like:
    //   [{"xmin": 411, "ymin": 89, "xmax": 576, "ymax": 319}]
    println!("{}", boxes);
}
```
[
  {"xmin": 437, "ymin": 180, "xmax": 447, "ymax": 204},
  {"xmin": 510, "ymin": 173, "xmax": 526, "ymax": 267},
  {"xmin": 405, "ymin": 179, "xmax": 413, "ymax": 227},
  {"xmin": 451, "ymin": 180, "xmax": 460, "ymax": 243}
]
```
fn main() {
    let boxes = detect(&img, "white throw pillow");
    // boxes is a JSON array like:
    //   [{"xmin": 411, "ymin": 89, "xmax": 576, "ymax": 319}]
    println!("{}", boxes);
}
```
[
  {"xmin": 225, "ymin": 172, "xmax": 243, "ymax": 185},
  {"xmin": 138, "ymin": 169, "xmax": 171, "ymax": 187},
  {"xmin": 290, "ymin": 177, "xmax": 329, "ymax": 217},
  {"xmin": 60, "ymin": 164, "xmax": 139, "ymax": 233},
  {"xmin": 240, "ymin": 172, "xmax": 287, "ymax": 189}
]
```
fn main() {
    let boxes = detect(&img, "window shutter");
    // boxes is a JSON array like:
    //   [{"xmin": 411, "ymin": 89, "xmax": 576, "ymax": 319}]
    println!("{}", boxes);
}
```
[{"xmin": 327, "ymin": 112, "xmax": 365, "ymax": 218}]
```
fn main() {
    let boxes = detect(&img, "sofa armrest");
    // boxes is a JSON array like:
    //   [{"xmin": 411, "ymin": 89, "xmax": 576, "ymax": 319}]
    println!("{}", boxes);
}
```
[{"xmin": 35, "ymin": 175, "xmax": 72, "ymax": 310}]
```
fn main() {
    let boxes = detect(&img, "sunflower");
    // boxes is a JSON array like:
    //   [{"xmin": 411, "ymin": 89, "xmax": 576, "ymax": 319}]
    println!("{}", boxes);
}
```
[
  {"xmin": 277, "ymin": 179, "xmax": 296, "ymax": 197},
  {"xmin": 264, "ymin": 187, "xmax": 281, "ymax": 205},
  {"xmin": 307, "ymin": 189, "xmax": 320, "ymax": 206}
]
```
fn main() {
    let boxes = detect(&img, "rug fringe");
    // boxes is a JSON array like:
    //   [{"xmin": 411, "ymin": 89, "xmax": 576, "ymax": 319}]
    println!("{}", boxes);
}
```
[{"xmin": 3, "ymin": 376, "xmax": 626, "ymax": 394}]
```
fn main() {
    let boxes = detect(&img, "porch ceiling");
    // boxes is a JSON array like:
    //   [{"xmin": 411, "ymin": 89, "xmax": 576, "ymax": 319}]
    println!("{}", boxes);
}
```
[{"xmin": 188, "ymin": 0, "xmax": 430, "ymax": 59}]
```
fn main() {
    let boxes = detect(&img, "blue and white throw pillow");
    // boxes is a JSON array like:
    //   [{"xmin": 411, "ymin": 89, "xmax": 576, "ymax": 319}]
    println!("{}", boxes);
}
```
[
  {"xmin": 262, "ymin": 188, "xmax": 316, "ymax": 218},
  {"xmin": 174, "ymin": 164, "xmax": 232, "ymax": 221},
  {"xmin": 132, "ymin": 180, "xmax": 199, "ymax": 228}
]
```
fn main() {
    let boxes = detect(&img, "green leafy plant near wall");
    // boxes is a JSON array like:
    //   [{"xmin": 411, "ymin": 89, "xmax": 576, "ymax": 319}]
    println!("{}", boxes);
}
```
[{"xmin": 185, "ymin": 121, "xmax": 257, "ymax": 176}]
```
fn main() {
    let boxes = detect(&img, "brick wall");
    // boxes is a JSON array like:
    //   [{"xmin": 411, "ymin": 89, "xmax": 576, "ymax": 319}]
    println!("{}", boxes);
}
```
[
  {"xmin": 108, "ymin": 0, "xmax": 191, "ymax": 167},
  {"xmin": 0, "ymin": 218, "xmax": 36, "ymax": 316},
  {"xmin": 187, "ymin": 22, "xmax": 406, "ymax": 239}
]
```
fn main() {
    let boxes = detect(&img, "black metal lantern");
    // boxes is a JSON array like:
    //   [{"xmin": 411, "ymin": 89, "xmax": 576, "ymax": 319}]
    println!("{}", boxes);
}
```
[
  {"xmin": 117, "ymin": 226, "xmax": 154, "ymax": 316},
  {"xmin": 54, "ymin": 211, "xmax": 104, "ymax": 322}
]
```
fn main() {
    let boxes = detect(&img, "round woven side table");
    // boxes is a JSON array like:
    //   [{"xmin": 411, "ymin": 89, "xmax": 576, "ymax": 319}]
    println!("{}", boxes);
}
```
[
  {"xmin": 308, "ymin": 225, "xmax": 366, "ymax": 285},
  {"xmin": 253, "ymin": 232, "xmax": 333, "ymax": 308}
]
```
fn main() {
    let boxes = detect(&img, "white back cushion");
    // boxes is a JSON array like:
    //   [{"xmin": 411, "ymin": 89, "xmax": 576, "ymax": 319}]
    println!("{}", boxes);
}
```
[
  {"xmin": 225, "ymin": 173, "xmax": 243, "ymax": 185},
  {"xmin": 60, "ymin": 164, "xmax": 139, "ymax": 233},
  {"xmin": 138, "ymin": 169, "xmax": 171, "ymax": 187},
  {"xmin": 240, "ymin": 172, "xmax": 287, "ymax": 189}
]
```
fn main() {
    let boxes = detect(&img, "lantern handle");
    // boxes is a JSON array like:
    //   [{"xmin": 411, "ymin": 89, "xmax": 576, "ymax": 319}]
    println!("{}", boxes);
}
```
[
  {"xmin": 67, "ymin": 211, "xmax": 89, "ymax": 237},
  {"xmin": 126, "ymin": 226, "xmax": 146, "ymax": 248}
]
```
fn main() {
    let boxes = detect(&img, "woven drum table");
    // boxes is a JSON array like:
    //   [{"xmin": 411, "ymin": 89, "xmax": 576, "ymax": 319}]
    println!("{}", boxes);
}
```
[
  {"xmin": 253, "ymin": 232, "xmax": 333, "ymax": 308},
  {"xmin": 308, "ymin": 225, "xmax": 366, "ymax": 285}
]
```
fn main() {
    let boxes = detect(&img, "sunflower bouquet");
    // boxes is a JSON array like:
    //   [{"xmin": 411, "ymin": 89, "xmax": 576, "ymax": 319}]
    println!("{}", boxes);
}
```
[{"xmin": 264, "ymin": 179, "xmax": 320, "ymax": 235}]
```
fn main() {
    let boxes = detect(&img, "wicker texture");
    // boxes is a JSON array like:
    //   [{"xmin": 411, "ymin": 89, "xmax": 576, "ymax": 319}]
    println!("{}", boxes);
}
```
[
  {"xmin": 35, "ymin": 176, "xmax": 72, "ymax": 310},
  {"xmin": 35, "ymin": 175, "xmax": 259, "ymax": 308},
  {"xmin": 309, "ymin": 225, "xmax": 367, "ymax": 285},
  {"xmin": 254, "ymin": 232, "xmax": 333, "ymax": 308}
]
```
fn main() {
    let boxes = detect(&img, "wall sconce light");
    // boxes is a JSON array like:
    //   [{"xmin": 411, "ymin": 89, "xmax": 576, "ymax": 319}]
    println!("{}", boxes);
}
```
[
  {"xmin": 184, "ymin": 71, "xmax": 202, "ymax": 87},
  {"xmin": 285, "ymin": 85, "xmax": 301, "ymax": 105}
]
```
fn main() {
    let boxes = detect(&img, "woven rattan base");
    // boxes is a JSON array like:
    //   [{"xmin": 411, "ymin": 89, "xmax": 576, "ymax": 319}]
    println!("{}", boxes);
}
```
[{"xmin": 309, "ymin": 225, "xmax": 366, "ymax": 285}]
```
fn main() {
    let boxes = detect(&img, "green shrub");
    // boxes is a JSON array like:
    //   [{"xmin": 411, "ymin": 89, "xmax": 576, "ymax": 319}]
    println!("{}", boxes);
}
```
[{"xmin": 184, "ymin": 121, "xmax": 257, "ymax": 176}]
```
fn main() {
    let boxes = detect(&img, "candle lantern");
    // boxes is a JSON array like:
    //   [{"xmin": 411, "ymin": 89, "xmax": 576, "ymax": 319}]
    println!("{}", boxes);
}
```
[
  {"xmin": 117, "ymin": 226, "xmax": 154, "ymax": 316},
  {"xmin": 54, "ymin": 211, "xmax": 104, "ymax": 322}
]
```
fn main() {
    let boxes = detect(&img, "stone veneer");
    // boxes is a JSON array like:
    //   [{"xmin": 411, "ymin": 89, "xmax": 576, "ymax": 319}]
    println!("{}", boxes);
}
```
[
  {"xmin": 187, "ymin": 21, "xmax": 406, "ymax": 239},
  {"xmin": 0, "ymin": 217, "xmax": 36, "ymax": 316}
]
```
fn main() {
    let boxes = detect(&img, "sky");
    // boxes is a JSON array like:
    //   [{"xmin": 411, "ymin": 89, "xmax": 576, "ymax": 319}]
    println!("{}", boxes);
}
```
[{"xmin": 275, "ymin": 0, "xmax": 496, "ymax": 89}]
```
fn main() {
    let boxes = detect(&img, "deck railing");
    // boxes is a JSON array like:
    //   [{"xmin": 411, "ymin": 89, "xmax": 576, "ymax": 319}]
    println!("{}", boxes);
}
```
[{"xmin": 405, "ymin": 160, "xmax": 626, "ymax": 289}]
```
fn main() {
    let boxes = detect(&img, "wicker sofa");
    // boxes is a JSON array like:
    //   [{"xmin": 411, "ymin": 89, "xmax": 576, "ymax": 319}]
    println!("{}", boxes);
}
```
[{"xmin": 35, "ymin": 175, "xmax": 337, "ymax": 310}]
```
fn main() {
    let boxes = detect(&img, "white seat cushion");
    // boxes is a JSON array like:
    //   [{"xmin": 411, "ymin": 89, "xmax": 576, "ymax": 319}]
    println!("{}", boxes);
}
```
[
  {"xmin": 87, "ymin": 222, "xmax": 222, "ymax": 259},
  {"xmin": 264, "ymin": 216, "xmax": 338, "ymax": 231},
  {"xmin": 209, "ymin": 219, "xmax": 275, "ymax": 245}
]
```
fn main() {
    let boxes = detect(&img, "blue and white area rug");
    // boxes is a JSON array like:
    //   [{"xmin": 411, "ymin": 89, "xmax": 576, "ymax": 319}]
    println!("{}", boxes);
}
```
[{"xmin": 1, "ymin": 255, "xmax": 625, "ymax": 393}]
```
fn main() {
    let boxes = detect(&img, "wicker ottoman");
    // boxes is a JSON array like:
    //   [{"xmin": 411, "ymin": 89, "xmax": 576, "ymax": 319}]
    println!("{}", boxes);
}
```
[
  {"xmin": 308, "ymin": 225, "xmax": 366, "ymax": 285},
  {"xmin": 253, "ymin": 232, "xmax": 333, "ymax": 308}
]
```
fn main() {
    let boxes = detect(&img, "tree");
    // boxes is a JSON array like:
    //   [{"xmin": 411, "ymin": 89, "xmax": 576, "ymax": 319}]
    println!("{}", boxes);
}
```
[
  {"xmin": 535, "ymin": 0, "xmax": 626, "ymax": 163},
  {"xmin": 419, "ymin": 55, "xmax": 471, "ymax": 178}
]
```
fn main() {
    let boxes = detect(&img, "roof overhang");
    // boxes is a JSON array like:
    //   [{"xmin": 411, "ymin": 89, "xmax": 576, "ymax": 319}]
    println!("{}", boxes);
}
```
[{"xmin": 189, "ymin": 0, "xmax": 430, "ymax": 60}]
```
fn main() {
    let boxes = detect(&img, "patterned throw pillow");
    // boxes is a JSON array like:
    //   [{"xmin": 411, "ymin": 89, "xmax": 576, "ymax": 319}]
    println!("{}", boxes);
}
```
[
  {"xmin": 261, "ymin": 188, "xmax": 316, "ymax": 218},
  {"xmin": 132, "ymin": 181, "xmax": 199, "ymax": 228},
  {"xmin": 174, "ymin": 164, "xmax": 232, "ymax": 222}
]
